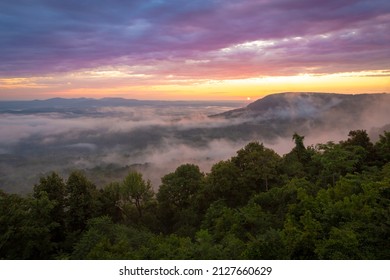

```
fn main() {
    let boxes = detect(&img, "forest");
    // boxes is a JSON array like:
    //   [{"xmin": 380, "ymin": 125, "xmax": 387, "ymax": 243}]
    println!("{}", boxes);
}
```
[{"xmin": 0, "ymin": 129, "xmax": 389, "ymax": 260}]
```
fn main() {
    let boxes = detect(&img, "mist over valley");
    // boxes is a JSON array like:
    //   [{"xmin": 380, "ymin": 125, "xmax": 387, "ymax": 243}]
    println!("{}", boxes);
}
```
[{"xmin": 1, "ymin": 92, "xmax": 389, "ymax": 193}]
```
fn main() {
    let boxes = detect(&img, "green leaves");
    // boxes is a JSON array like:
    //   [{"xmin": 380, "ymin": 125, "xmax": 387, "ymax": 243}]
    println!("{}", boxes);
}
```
[
  {"xmin": 1, "ymin": 130, "xmax": 390, "ymax": 259},
  {"xmin": 65, "ymin": 171, "xmax": 98, "ymax": 233},
  {"xmin": 158, "ymin": 164, "xmax": 203, "ymax": 209},
  {"xmin": 157, "ymin": 164, "xmax": 204, "ymax": 236},
  {"xmin": 233, "ymin": 142, "xmax": 281, "ymax": 192},
  {"xmin": 72, "ymin": 216, "xmax": 153, "ymax": 259},
  {"xmin": 203, "ymin": 142, "xmax": 281, "ymax": 209},
  {"xmin": 375, "ymin": 131, "xmax": 390, "ymax": 164},
  {"xmin": 120, "ymin": 171, "xmax": 154, "ymax": 219}
]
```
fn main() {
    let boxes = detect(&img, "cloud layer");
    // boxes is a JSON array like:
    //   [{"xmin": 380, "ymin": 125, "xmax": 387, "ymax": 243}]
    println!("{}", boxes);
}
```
[
  {"xmin": 1, "ymin": 0, "xmax": 389, "ymax": 84},
  {"xmin": 1, "ymin": 93, "xmax": 389, "ymax": 192}
]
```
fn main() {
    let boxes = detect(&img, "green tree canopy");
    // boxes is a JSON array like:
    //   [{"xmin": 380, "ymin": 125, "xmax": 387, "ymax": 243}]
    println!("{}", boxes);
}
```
[
  {"xmin": 119, "ymin": 171, "xmax": 154, "ymax": 221},
  {"xmin": 157, "ymin": 164, "xmax": 204, "ymax": 235},
  {"xmin": 65, "ymin": 171, "xmax": 98, "ymax": 233}
]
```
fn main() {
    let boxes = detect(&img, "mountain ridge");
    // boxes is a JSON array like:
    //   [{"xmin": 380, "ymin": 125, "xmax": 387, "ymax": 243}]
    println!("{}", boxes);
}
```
[
  {"xmin": 213, "ymin": 92, "xmax": 390, "ymax": 120},
  {"xmin": 0, "ymin": 97, "xmax": 242, "ymax": 114}
]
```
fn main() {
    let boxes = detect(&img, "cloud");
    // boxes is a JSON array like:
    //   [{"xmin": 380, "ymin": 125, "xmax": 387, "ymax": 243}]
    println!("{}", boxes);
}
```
[
  {"xmin": 0, "ymin": 0, "xmax": 389, "ymax": 79},
  {"xmin": 66, "ymin": 143, "xmax": 97, "ymax": 150},
  {"xmin": 0, "ymin": 103, "xmax": 241, "ymax": 147}
]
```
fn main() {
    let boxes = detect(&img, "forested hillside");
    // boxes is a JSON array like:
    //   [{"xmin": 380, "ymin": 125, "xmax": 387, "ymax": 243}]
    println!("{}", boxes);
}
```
[{"xmin": 1, "ymin": 130, "xmax": 389, "ymax": 259}]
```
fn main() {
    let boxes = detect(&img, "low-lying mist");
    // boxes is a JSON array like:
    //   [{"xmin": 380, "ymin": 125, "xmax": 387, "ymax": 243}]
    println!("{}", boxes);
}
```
[
  {"xmin": 0, "ymin": 102, "xmax": 246, "ymax": 192},
  {"xmin": 1, "ymin": 94, "xmax": 389, "ymax": 193}
]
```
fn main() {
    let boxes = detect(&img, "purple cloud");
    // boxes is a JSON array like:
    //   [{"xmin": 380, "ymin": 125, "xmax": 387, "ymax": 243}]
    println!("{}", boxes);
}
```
[{"xmin": 0, "ymin": 0, "xmax": 389, "ymax": 77}]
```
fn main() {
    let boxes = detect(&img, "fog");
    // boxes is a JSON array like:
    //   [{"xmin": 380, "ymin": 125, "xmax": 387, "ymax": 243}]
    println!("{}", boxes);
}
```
[
  {"xmin": 1, "ymin": 94, "xmax": 389, "ymax": 193},
  {"xmin": 0, "ymin": 102, "xmax": 250, "ymax": 192}
]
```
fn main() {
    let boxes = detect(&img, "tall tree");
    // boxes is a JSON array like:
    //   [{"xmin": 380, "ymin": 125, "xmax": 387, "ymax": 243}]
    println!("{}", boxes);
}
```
[
  {"xmin": 33, "ymin": 172, "xmax": 66, "ymax": 244},
  {"xmin": 158, "ymin": 164, "xmax": 203, "ymax": 209},
  {"xmin": 157, "ymin": 164, "xmax": 204, "ymax": 235},
  {"xmin": 232, "ymin": 142, "xmax": 281, "ymax": 192},
  {"xmin": 281, "ymin": 133, "xmax": 315, "ymax": 179},
  {"xmin": 96, "ymin": 182, "xmax": 122, "ymax": 223},
  {"xmin": 0, "ymin": 191, "xmax": 57, "ymax": 259},
  {"xmin": 65, "ymin": 171, "xmax": 98, "ymax": 233},
  {"xmin": 341, "ymin": 130, "xmax": 375, "ymax": 171},
  {"xmin": 313, "ymin": 142, "xmax": 364, "ymax": 186},
  {"xmin": 119, "ymin": 171, "xmax": 154, "ymax": 221},
  {"xmin": 203, "ymin": 160, "xmax": 242, "ymax": 207},
  {"xmin": 375, "ymin": 131, "xmax": 390, "ymax": 165}
]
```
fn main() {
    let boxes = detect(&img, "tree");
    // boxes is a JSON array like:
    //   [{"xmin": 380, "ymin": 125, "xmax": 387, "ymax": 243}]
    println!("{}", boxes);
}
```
[
  {"xmin": 313, "ymin": 142, "xmax": 364, "ymax": 186},
  {"xmin": 158, "ymin": 164, "xmax": 203, "ymax": 209},
  {"xmin": 281, "ymin": 133, "xmax": 314, "ymax": 179},
  {"xmin": 3, "ymin": 130, "xmax": 390, "ymax": 260},
  {"xmin": 342, "ymin": 130, "xmax": 373, "ymax": 150},
  {"xmin": 65, "ymin": 171, "xmax": 98, "ymax": 233},
  {"xmin": 145, "ymin": 234, "xmax": 195, "ymax": 259},
  {"xmin": 203, "ymin": 160, "xmax": 242, "ymax": 207},
  {"xmin": 33, "ymin": 172, "xmax": 66, "ymax": 244},
  {"xmin": 194, "ymin": 229, "xmax": 224, "ymax": 259},
  {"xmin": 243, "ymin": 229, "xmax": 287, "ymax": 259},
  {"xmin": 34, "ymin": 172, "xmax": 66, "ymax": 203},
  {"xmin": 232, "ymin": 142, "xmax": 281, "ymax": 193},
  {"xmin": 119, "ymin": 171, "xmax": 154, "ymax": 221},
  {"xmin": 96, "ymin": 182, "xmax": 122, "ymax": 223},
  {"xmin": 282, "ymin": 210, "xmax": 323, "ymax": 259},
  {"xmin": 375, "ymin": 131, "xmax": 390, "ymax": 165},
  {"xmin": 157, "ymin": 164, "xmax": 204, "ymax": 235},
  {"xmin": 0, "ymin": 191, "xmax": 30, "ymax": 259},
  {"xmin": 341, "ymin": 130, "xmax": 375, "ymax": 171},
  {"xmin": 292, "ymin": 133, "xmax": 306, "ymax": 157},
  {"xmin": 72, "ymin": 216, "xmax": 154, "ymax": 259},
  {"xmin": 25, "ymin": 193, "xmax": 59, "ymax": 259},
  {"xmin": 316, "ymin": 227, "xmax": 360, "ymax": 259},
  {"xmin": 0, "ymin": 191, "xmax": 57, "ymax": 259}
]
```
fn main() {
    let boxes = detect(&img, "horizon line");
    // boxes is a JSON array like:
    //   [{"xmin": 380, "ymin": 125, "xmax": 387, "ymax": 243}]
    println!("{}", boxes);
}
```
[{"xmin": 1, "ymin": 91, "xmax": 389, "ymax": 102}]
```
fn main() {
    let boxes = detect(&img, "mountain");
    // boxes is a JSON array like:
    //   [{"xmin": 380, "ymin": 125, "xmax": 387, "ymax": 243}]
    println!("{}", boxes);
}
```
[
  {"xmin": 210, "ymin": 92, "xmax": 390, "ymax": 142},
  {"xmin": 214, "ymin": 92, "xmax": 390, "ymax": 121},
  {"xmin": 0, "ymin": 97, "xmax": 242, "ymax": 114}
]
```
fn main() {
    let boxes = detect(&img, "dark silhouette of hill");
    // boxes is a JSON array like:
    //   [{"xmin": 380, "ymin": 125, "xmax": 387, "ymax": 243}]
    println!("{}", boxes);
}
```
[
  {"xmin": 214, "ymin": 92, "xmax": 390, "ymax": 121},
  {"xmin": 210, "ymin": 92, "xmax": 390, "ymax": 143}
]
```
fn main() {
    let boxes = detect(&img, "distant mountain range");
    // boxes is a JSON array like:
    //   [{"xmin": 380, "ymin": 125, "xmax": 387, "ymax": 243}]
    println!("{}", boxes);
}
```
[{"xmin": 0, "ymin": 97, "xmax": 241, "ymax": 114}]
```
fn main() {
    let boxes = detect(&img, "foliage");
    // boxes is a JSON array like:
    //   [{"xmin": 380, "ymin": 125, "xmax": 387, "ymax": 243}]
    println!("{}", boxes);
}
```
[
  {"xmin": 65, "ymin": 171, "xmax": 99, "ymax": 233},
  {"xmin": 119, "ymin": 171, "xmax": 154, "ymax": 221},
  {"xmin": 1, "ymin": 130, "xmax": 389, "ymax": 259},
  {"xmin": 157, "ymin": 164, "xmax": 204, "ymax": 235}
]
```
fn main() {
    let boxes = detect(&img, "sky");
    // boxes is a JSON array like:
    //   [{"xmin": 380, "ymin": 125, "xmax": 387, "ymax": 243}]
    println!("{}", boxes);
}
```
[{"xmin": 0, "ymin": 0, "xmax": 389, "ymax": 101}]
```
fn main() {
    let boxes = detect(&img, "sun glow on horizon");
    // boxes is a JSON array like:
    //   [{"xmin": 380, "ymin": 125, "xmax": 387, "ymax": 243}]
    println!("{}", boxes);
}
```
[{"xmin": 1, "ymin": 69, "xmax": 389, "ymax": 101}]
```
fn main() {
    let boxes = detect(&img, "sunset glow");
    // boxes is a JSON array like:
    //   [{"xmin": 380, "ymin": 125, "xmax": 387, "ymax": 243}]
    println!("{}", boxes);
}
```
[{"xmin": 0, "ymin": 1, "xmax": 389, "ymax": 100}]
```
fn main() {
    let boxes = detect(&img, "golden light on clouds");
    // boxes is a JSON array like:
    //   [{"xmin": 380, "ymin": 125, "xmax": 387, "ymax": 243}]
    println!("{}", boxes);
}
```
[{"xmin": 1, "ymin": 69, "xmax": 389, "ymax": 100}]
